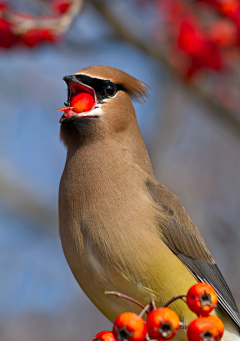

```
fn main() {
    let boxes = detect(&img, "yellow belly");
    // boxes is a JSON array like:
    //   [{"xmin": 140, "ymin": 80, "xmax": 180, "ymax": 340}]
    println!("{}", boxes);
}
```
[{"xmin": 60, "ymin": 224, "xmax": 198, "ymax": 325}]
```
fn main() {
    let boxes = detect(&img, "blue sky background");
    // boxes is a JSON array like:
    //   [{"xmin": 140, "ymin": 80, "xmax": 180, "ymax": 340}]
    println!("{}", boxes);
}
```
[
  {"xmin": 0, "ymin": 6, "xmax": 166, "ymax": 339},
  {"xmin": 1, "ymin": 2, "xmax": 240, "ymax": 341}
]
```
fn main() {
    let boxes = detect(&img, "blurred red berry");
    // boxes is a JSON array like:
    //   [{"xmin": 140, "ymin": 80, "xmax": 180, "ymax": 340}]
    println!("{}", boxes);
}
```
[
  {"xmin": 0, "ymin": 2, "xmax": 7, "ymax": 11},
  {"xmin": 187, "ymin": 316, "xmax": 221, "ymax": 341},
  {"xmin": 94, "ymin": 331, "xmax": 117, "ymax": 341},
  {"xmin": 146, "ymin": 307, "xmax": 180, "ymax": 340},
  {"xmin": 21, "ymin": 28, "xmax": 58, "ymax": 47},
  {"xmin": 187, "ymin": 283, "xmax": 218, "ymax": 316},
  {"xmin": 207, "ymin": 315, "xmax": 224, "ymax": 339},
  {"xmin": 199, "ymin": 0, "xmax": 239, "ymax": 17},
  {"xmin": 178, "ymin": 17, "xmax": 205, "ymax": 55},
  {"xmin": 218, "ymin": 0, "xmax": 240, "ymax": 18},
  {"xmin": 21, "ymin": 28, "xmax": 45, "ymax": 47},
  {"xmin": 52, "ymin": 0, "xmax": 71, "ymax": 14},
  {"xmin": 209, "ymin": 20, "xmax": 239, "ymax": 47},
  {"xmin": 113, "ymin": 312, "xmax": 147, "ymax": 341},
  {"xmin": 178, "ymin": 16, "xmax": 222, "ymax": 73},
  {"xmin": 42, "ymin": 29, "xmax": 59, "ymax": 42},
  {"xmin": 0, "ymin": 18, "xmax": 18, "ymax": 48}
]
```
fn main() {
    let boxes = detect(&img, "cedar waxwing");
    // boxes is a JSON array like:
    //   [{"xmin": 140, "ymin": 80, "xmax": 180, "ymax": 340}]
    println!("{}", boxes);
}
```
[{"xmin": 58, "ymin": 66, "xmax": 240, "ymax": 341}]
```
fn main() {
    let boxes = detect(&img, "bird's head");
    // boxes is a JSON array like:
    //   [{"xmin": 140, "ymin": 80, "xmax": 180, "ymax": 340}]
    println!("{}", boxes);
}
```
[{"xmin": 59, "ymin": 65, "xmax": 149, "ymax": 147}]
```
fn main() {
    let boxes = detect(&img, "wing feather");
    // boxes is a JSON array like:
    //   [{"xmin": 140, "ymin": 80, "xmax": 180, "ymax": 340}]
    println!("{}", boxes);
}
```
[{"xmin": 146, "ymin": 178, "xmax": 240, "ymax": 329}]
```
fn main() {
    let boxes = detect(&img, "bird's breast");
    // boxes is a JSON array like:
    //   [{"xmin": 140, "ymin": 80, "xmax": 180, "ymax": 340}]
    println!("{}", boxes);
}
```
[{"xmin": 58, "ymin": 143, "xmax": 197, "ymax": 323}]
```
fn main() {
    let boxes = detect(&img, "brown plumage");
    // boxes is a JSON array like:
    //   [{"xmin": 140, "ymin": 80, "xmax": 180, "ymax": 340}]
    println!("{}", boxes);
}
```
[{"xmin": 58, "ymin": 66, "xmax": 240, "ymax": 340}]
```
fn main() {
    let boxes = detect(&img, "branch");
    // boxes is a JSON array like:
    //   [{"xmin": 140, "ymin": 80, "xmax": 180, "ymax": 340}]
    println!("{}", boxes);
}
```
[{"xmin": 4, "ymin": 0, "xmax": 84, "ymax": 35}]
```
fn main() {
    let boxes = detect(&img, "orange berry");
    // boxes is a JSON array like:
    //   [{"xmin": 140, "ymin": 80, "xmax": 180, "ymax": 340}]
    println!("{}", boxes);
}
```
[
  {"xmin": 71, "ymin": 92, "xmax": 95, "ymax": 113},
  {"xmin": 146, "ymin": 307, "xmax": 180, "ymax": 340},
  {"xmin": 94, "ymin": 331, "xmax": 117, "ymax": 341},
  {"xmin": 207, "ymin": 315, "xmax": 224, "ymax": 339},
  {"xmin": 113, "ymin": 312, "xmax": 147, "ymax": 341},
  {"xmin": 187, "ymin": 316, "xmax": 221, "ymax": 341},
  {"xmin": 187, "ymin": 283, "xmax": 218, "ymax": 316}
]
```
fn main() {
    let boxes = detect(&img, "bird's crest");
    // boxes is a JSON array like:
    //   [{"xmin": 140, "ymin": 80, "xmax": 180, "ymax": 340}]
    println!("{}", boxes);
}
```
[{"xmin": 75, "ymin": 65, "xmax": 150, "ymax": 102}]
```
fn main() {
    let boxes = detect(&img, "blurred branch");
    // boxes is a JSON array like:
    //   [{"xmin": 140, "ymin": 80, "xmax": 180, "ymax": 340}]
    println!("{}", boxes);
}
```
[
  {"xmin": 88, "ymin": 0, "xmax": 240, "ymax": 137},
  {"xmin": 4, "ymin": 0, "xmax": 84, "ymax": 35}
]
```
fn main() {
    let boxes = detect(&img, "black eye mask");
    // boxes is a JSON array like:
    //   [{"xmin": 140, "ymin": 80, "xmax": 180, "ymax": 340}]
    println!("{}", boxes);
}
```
[{"xmin": 74, "ymin": 75, "xmax": 125, "ymax": 103}]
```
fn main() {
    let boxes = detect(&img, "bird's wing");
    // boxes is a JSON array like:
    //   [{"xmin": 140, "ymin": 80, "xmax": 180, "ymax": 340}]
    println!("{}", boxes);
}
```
[{"xmin": 146, "ymin": 178, "xmax": 240, "ymax": 329}]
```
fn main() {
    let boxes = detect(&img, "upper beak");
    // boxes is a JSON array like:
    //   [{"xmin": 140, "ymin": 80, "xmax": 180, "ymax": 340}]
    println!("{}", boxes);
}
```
[
  {"xmin": 63, "ymin": 75, "xmax": 78, "ymax": 83},
  {"xmin": 63, "ymin": 75, "xmax": 97, "ymax": 105}
]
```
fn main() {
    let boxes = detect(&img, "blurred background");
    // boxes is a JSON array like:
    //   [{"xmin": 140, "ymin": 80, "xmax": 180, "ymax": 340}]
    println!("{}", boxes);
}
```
[{"xmin": 1, "ymin": 0, "xmax": 240, "ymax": 340}]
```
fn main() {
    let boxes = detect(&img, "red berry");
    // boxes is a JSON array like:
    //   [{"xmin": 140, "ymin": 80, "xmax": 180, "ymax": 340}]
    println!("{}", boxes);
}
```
[
  {"xmin": 20, "ymin": 27, "xmax": 58, "ymax": 47},
  {"xmin": 0, "ymin": 3, "xmax": 7, "ymax": 11},
  {"xmin": 146, "ymin": 307, "xmax": 180, "ymax": 340},
  {"xmin": 219, "ymin": 0, "xmax": 239, "ymax": 18},
  {"xmin": 209, "ymin": 20, "xmax": 238, "ymax": 47},
  {"xmin": 178, "ymin": 16, "xmax": 222, "ymax": 72},
  {"xmin": 187, "ymin": 283, "xmax": 218, "ymax": 316},
  {"xmin": 52, "ymin": 0, "xmax": 71, "ymax": 14},
  {"xmin": 94, "ymin": 331, "xmax": 117, "ymax": 341},
  {"xmin": 113, "ymin": 312, "xmax": 147, "ymax": 341},
  {"xmin": 0, "ymin": 18, "xmax": 18, "ymax": 48},
  {"xmin": 21, "ymin": 28, "xmax": 45, "ymax": 47},
  {"xmin": 207, "ymin": 316, "xmax": 224, "ymax": 339},
  {"xmin": 42, "ymin": 29, "xmax": 59, "ymax": 43},
  {"xmin": 187, "ymin": 316, "xmax": 221, "ymax": 341},
  {"xmin": 71, "ymin": 92, "xmax": 95, "ymax": 113}
]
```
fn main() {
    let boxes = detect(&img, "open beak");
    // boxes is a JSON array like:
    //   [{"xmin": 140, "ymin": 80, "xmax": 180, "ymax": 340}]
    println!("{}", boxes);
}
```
[{"xmin": 58, "ymin": 75, "xmax": 98, "ymax": 123}]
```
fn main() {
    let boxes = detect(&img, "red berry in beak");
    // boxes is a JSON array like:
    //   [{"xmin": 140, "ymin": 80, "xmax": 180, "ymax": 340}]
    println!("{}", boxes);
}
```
[{"xmin": 71, "ymin": 92, "xmax": 95, "ymax": 113}]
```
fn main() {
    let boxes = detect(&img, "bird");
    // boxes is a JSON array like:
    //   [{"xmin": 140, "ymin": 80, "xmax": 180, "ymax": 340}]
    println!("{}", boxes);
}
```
[{"xmin": 58, "ymin": 65, "xmax": 240, "ymax": 341}]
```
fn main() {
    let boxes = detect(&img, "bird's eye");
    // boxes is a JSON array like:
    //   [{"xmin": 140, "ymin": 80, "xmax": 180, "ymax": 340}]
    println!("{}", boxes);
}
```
[{"xmin": 104, "ymin": 84, "xmax": 117, "ymax": 97}]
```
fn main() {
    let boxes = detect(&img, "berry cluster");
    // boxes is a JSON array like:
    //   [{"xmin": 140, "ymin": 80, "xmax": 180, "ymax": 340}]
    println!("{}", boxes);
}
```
[
  {"xmin": 153, "ymin": 0, "xmax": 240, "ymax": 78},
  {"xmin": 93, "ymin": 283, "xmax": 224, "ymax": 341},
  {"xmin": 0, "ymin": 0, "xmax": 76, "ymax": 49}
]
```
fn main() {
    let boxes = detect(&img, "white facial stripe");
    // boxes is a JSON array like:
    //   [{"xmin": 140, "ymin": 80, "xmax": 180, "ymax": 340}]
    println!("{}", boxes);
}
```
[
  {"xmin": 60, "ymin": 107, "xmax": 103, "ymax": 123},
  {"xmin": 73, "ymin": 106, "xmax": 103, "ymax": 119}
]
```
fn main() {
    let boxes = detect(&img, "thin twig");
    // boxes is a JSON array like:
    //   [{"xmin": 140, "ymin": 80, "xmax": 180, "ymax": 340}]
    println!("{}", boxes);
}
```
[
  {"xmin": 139, "ymin": 303, "xmax": 150, "ymax": 318},
  {"xmin": 163, "ymin": 295, "xmax": 187, "ymax": 307},
  {"xmin": 150, "ymin": 298, "xmax": 157, "ymax": 310},
  {"xmin": 105, "ymin": 291, "xmax": 145, "ymax": 309}
]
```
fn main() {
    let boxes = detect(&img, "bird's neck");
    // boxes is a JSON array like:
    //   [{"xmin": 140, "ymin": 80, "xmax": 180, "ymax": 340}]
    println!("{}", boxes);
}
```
[{"xmin": 62, "ymin": 117, "xmax": 154, "ymax": 178}]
